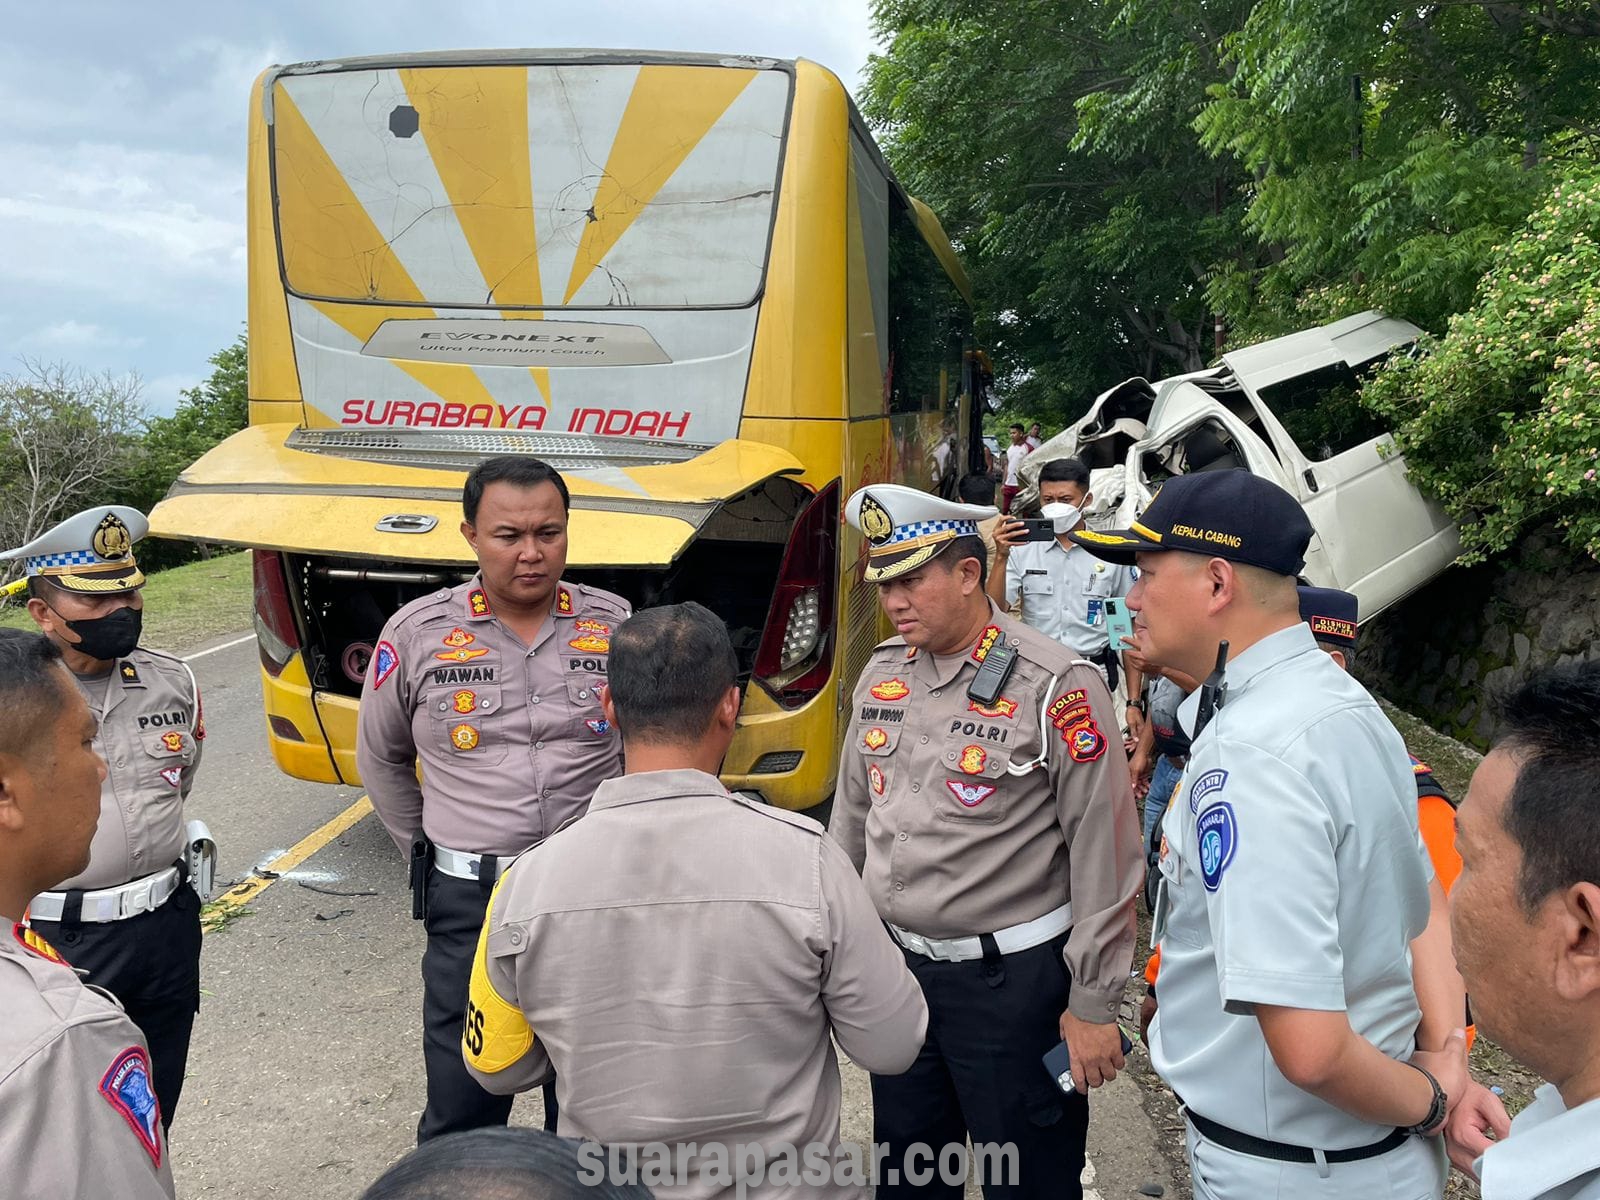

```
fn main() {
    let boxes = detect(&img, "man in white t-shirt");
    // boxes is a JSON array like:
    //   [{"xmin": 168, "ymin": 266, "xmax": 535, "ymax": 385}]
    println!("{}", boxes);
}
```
[
  {"xmin": 1025, "ymin": 422, "xmax": 1044, "ymax": 452},
  {"xmin": 1002, "ymin": 424, "xmax": 1028, "ymax": 513}
]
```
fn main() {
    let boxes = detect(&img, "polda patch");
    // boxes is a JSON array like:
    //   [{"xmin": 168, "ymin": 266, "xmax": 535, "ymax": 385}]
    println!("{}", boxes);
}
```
[
  {"xmin": 372, "ymin": 641, "xmax": 399, "ymax": 689},
  {"xmin": 99, "ymin": 1047, "xmax": 163, "ymax": 1168}
]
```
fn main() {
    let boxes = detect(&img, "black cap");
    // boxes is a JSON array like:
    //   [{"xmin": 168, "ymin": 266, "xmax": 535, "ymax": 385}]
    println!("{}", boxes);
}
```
[
  {"xmin": 1069, "ymin": 471, "xmax": 1313, "ymax": 576},
  {"xmin": 1299, "ymin": 585, "xmax": 1358, "ymax": 647}
]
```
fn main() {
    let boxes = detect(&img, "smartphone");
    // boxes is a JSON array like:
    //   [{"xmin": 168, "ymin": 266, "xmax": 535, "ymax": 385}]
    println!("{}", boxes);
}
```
[
  {"xmin": 1103, "ymin": 597, "xmax": 1136, "ymax": 648},
  {"xmin": 1017, "ymin": 518, "xmax": 1056, "ymax": 542},
  {"xmin": 1042, "ymin": 1028, "xmax": 1135, "ymax": 1094}
]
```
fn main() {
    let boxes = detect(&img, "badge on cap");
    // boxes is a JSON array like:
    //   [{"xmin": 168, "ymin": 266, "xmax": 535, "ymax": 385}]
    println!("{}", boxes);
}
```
[
  {"xmin": 91, "ymin": 514, "xmax": 134, "ymax": 561},
  {"xmin": 859, "ymin": 493, "xmax": 894, "ymax": 545}
]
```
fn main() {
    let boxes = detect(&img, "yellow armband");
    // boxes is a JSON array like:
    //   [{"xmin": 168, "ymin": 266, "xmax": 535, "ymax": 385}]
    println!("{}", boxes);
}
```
[{"xmin": 462, "ymin": 874, "xmax": 534, "ymax": 1073}]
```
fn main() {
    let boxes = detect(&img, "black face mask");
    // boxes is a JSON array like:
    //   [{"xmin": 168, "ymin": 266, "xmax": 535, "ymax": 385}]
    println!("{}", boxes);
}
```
[{"xmin": 56, "ymin": 605, "xmax": 143, "ymax": 661}]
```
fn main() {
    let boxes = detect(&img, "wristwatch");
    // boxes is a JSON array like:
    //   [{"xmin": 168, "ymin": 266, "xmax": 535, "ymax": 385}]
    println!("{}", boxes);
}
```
[
  {"xmin": 1401, "ymin": 1062, "xmax": 1448, "ymax": 1136},
  {"xmin": 1126, "ymin": 699, "xmax": 1146, "ymax": 716}
]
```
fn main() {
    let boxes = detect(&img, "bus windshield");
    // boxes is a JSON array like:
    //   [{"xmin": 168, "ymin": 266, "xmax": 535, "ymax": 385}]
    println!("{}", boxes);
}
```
[{"xmin": 273, "ymin": 62, "xmax": 789, "ymax": 310}]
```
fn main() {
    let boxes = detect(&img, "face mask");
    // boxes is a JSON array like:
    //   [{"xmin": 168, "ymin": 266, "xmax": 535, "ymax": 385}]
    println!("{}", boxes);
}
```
[
  {"xmin": 55, "ymin": 605, "xmax": 143, "ymax": 661},
  {"xmin": 1040, "ymin": 501, "xmax": 1087, "ymax": 534}
]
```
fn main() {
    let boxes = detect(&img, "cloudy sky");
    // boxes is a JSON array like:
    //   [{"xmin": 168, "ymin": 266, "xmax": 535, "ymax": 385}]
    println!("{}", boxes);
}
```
[{"xmin": 0, "ymin": 2, "xmax": 878, "ymax": 415}]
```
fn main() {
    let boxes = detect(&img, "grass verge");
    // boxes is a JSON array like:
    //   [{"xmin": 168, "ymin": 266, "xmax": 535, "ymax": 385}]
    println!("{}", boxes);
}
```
[{"xmin": 0, "ymin": 549, "xmax": 253, "ymax": 654}]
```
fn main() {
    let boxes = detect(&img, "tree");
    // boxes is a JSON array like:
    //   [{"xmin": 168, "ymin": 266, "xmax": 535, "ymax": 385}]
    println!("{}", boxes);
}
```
[
  {"xmin": 862, "ymin": 0, "xmax": 1256, "ymax": 424},
  {"xmin": 0, "ymin": 362, "xmax": 146, "ymax": 576},
  {"xmin": 1362, "ymin": 166, "xmax": 1600, "ymax": 563},
  {"xmin": 121, "ymin": 332, "xmax": 249, "ymax": 569}
]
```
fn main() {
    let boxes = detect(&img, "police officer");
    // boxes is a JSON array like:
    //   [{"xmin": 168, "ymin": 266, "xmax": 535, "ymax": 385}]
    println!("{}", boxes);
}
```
[
  {"xmin": 2, "ymin": 506, "xmax": 205, "ymax": 1131},
  {"xmin": 1072, "ymin": 472, "xmax": 1469, "ymax": 1199},
  {"xmin": 357, "ymin": 455, "xmax": 630, "ymax": 1143},
  {"xmin": 988, "ymin": 458, "xmax": 1142, "ymax": 710},
  {"xmin": 830, "ymin": 484, "xmax": 1142, "ymax": 1200},
  {"xmin": 0, "ymin": 628, "xmax": 175, "ymax": 1198},
  {"xmin": 463, "ymin": 603, "xmax": 928, "ymax": 1199}
]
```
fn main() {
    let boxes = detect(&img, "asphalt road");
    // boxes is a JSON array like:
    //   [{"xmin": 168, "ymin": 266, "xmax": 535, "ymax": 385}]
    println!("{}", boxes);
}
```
[{"xmin": 167, "ymin": 632, "xmax": 1181, "ymax": 1199}]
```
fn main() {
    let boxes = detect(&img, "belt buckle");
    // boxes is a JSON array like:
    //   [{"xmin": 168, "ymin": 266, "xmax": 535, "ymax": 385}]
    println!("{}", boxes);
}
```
[{"xmin": 900, "ymin": 930, "xmax": 931, "ymax": 958}]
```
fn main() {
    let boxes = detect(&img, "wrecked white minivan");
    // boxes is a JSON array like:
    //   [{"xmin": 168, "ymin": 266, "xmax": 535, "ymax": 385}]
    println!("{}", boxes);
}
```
[{"xmin": 1019, "ymin": 311, "xmax": 1460, "ymax": 617}]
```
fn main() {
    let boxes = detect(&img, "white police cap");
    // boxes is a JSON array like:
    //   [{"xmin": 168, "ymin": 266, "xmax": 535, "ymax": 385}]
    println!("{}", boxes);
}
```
[
  {"xmin": 844, "ymin": 484, "xmax": 997, "ymax": 582},
  {"xmin": 0, "ymin": 506, "xmax": 148, "ymax": 593}
]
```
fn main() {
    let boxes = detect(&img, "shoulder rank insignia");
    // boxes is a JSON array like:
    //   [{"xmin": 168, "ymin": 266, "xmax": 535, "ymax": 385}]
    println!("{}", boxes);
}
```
[
  {"xmin": 372, "ymin": 641, "xmax": 399, "ymax": 690},
  {"xmin": 869, "ymin": 678, "xmax": 910, "ymax": 702},
  {"xmin": 555, "ymin": 587, "xmax": 574, "ymax": 616},
  {"xmin": 971, "ymin": 624, "xmax": 1003, "ymax": 664},
  {"xmin": 118, "ymin": 662, "xmax": 141, "ymax": 685},
  {"xmin": 99, "ymin": 1047, "xmax": 163, "ymax": 1167},
  {"xmin": 13, "ymin": 923, "xmax": 66, "ymax": 965},
  {"xmin": 468, "ymin": 588, "xmax": 492, "ymax": 617}
]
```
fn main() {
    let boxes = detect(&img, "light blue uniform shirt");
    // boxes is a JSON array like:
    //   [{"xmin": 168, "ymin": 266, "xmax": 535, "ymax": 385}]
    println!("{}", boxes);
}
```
[
  {"xmin": 1003, "ymin": 536, "xmax": 1135, "ymax": 656},
  {"xmin": 1150, "ymin": 624, "xmax": 1434, "ymax": 1149},
  {"xmin": 1479, "ymin": 1085, "xmax": 1600, "ymax": 1200}
]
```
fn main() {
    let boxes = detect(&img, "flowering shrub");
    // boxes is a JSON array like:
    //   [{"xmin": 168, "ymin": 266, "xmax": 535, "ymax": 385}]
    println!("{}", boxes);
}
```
[{"xmin": 1364, "ymin": 168, "xmax": 1600, "ymax": 563}]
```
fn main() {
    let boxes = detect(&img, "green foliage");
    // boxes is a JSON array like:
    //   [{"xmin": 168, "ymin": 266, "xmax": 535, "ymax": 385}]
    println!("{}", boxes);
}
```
[
  {"xmin": 120, "ymin": 333, "xmax": 248, "ymax": 570},
  {"xmin": 1363, "ymin": 167, "xmax": 1600, "ymax": 562}
]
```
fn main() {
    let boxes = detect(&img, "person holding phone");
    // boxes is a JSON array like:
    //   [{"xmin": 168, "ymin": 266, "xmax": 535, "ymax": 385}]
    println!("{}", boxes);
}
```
[{"xmin": 987, "ymin": 458, "xmax": 1142, "ymax": 720}]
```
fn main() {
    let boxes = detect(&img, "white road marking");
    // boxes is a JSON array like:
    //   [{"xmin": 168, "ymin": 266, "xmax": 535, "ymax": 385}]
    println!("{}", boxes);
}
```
[
  {"xmin": 1081, "ymin": 1157, "xmax": 1103, "ymax": 1199},
  {"xmin": 183, "ymin": 633, "xmax": 255, "ymax": 662}
]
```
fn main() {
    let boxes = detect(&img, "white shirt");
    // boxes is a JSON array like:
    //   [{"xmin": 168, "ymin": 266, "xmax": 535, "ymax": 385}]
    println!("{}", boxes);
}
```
[
  {"xmin": 1004, "ymin": 444, "xmax": 1027, "ymax": 487},
  {"xmin": 1003, "ymin": 536, "xmax": 1135, "ymax": 656},
  {"xmin": 1150, "ymin": 624, "xmax": 1434, "ymax": 1149},
  {"xmin": 1479, "ymin": 1084, "xmax": 1600, "ymax": 1200},
  {"xmin": 1025, "ymin": 435, "xmax": 1042, "ymax": 451}
]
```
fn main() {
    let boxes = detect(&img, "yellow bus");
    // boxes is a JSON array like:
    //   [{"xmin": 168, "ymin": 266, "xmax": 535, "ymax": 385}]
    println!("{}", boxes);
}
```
[{"xmin": 151, "ymin": 49, "xmax": 984, "ymax": 814}]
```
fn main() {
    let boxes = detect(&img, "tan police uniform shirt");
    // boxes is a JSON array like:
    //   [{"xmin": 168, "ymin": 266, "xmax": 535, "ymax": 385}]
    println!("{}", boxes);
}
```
[
  {"xmin": 52, "ymin": 649, "xmax": 201, "ymax": 892},
  {"xmin": 0, "ymin": 924, "xmax": 175, "ymax": 1198},
  {"xmin": 829, "ymin": 604, "xmax": 1143, "ymax": 1024},
  {"xmin": 463, "ymin": 769, "xmax": 929, "ymax": 1200},
  {"xmin": 357, "ymin": 576, "xmax": 630, "ymax": 857}
]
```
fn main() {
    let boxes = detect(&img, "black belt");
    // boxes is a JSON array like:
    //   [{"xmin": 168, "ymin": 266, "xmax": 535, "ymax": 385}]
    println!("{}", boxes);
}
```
[{"xmin": 1183, "ymin": 1106, "xmax": 1410, "ymax": 1164}]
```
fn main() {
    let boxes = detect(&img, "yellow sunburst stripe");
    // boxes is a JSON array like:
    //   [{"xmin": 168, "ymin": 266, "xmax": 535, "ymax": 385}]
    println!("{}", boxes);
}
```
[
  {"xmin": 400, "ymin": 67, "xmax": 542, "ymax": 309},
  {"xmin": 274, "ymin": 88, "xmax": 507, "ymax": 420},
  {"xmin": 562, "ymin": 66, "xmax": 757, "ymax": 304}
]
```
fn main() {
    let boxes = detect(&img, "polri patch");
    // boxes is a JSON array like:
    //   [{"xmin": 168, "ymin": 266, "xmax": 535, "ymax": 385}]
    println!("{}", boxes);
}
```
[
  {"xmin": 452, "ymin": 690, "xmax": 477, "ymax": 714},
  {"xmin": 1067, "ymin": 721, "xmax": 1107, "ymax": 763},
  {"xmin": 159, "ymin": 767, "xmax": 182, "ymax": 788},
  {"xmin": 160, "ymin": 732, "xmax": 184, "ymax": 754},
  {"xmin": 99, "ymin": 1047, "xmax": 163, "ymax": 1167},
  {"xmin": 372, "ymin": 641, "xmax": 399, "ymax": 690},
  {"xmin": 945, "ymin": 780, "xmax": 996, "ymax": 808},
  {"xmin": 1196, "ymin": 801, "xmax": 1238, "ymax": 891},
  {"xmin": 958, "ymin": 745, "xmax": 987, "ymax": 774},
  {"xmin": 1188, "ymin": 768, "xmax": 1228, "ymax": 813},
  {"xmin": 869, "ymin": 764, "xmax": 886, "ymax": 796},
  {"xmin": 863, "ymin": 727, "xmax": 889, "ymax": 751}
]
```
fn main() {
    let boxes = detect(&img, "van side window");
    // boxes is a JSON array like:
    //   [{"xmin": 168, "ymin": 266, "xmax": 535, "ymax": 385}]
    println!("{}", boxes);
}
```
[{"xmin": 1258, "ymin": 362, "xmax": 1391, "ymax": 461}]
